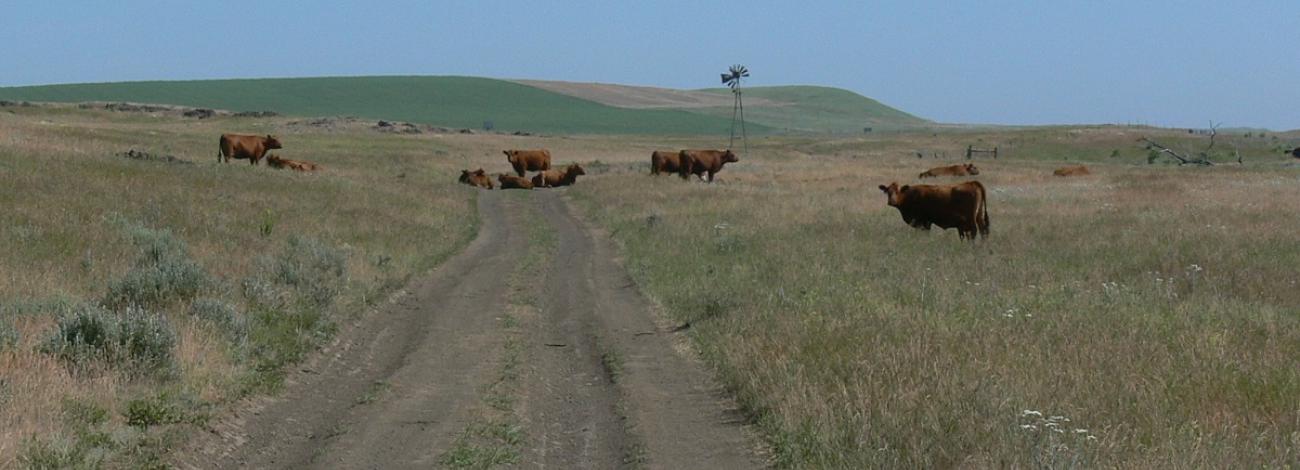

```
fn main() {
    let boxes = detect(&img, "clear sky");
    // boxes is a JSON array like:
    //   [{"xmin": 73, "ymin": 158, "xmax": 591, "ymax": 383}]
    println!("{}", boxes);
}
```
[{"xmin": 5, "ymin": 1, "xmax": 1298, "ymax": 129}]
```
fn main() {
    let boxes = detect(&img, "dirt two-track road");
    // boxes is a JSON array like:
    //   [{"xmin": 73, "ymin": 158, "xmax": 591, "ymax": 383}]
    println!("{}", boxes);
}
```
[{"xmin": 179, "ymin": 190, "xmax": 762, "ymax": 469}]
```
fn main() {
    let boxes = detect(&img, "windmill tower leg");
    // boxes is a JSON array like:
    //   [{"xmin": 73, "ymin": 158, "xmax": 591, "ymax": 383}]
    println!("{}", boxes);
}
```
[
  {"xmin": 737, "ymin": 90, "xmax": 747, "ymax": 153},
  {"xmin": 729, "ymin": 92, "xmax": 739, "ymax": 150}
]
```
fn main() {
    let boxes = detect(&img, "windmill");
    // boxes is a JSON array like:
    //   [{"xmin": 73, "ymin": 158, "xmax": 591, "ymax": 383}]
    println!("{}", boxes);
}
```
[{"xmin": 720, "ymin": 64, "xmax": 749, "ymax": 152}]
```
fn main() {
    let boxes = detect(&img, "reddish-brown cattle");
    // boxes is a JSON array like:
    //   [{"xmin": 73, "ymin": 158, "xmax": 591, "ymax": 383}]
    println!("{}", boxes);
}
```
[
  {"xmin": 504, "ymin": 149, "xmax": 552, "ymax": 177},
  {"xmin": 650, "ymin": 150, "xmax": 685, "ymax": 175},
  {"xmin": 219, "ymin": 134, "xmax": 282, "ymax": 165},
  {"xmin": 265, "ymin": 155, "xmax": 319, "ymax": 172},
  {"xmin": 919, "ymin": 163, "xmax": 979, "ymax": 178},
  {"xmin": 1053, "ymin": 165, "xmax": 1090, "ymax": 176},
  {"xmin": 878, "ymin": 181, "xmax": 989, "ymax": 240},
  {"xmin": 678, "ymin": 149, "xmax": 739, "ymax": 182},
  {"xmin": 531, "ymin": 163, "xmax": 586, "ymax": 188},
  {"xmin": 459, "ymin": 168, "xmax": 494, "ymax": 189},
  {"xmin": 497, "ymin": 173, "xmax": 534, "ymax": 190}
]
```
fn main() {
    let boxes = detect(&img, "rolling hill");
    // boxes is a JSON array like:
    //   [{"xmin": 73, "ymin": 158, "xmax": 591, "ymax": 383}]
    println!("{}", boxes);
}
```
[{"xmin": 0, "ymin": 76, "xmax": 926, "ymax": 135}]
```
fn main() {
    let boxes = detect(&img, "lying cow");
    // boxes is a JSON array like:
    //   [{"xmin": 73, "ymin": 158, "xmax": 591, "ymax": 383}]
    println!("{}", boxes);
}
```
[
  {"xmin": 497, "ymin": 173, "xmax": 534, "ymax": 190},
  {"xmin": 531, "ymin": 163, "xmax": 586, "ymax": 188},
  {"xmin": 878, "ymin": 181, "xmax": 989, "ymax": 240},
  {"xmin": 650, "ymin": 150, "xmax": 685, "ymax": 175},
  {"xmin": 504, "ymin": 149, "xmax": 552, "ymax": 177},
  {"xmin": 1053, "ymin": 165, "xmax": 1090, "ymax": 176},
  {"xmin": 679, "ymin": 149, "xmax": 739, "ymax": 182},
  {"xmin": 218, "ymin": 133, "xmax": 282, "ymax": 165},
  {"xmin": 265, "ymin": 155, "xmax": 319, "ymax": 172},
  {"xmin": 919, "ymin": 163, "xmax": 979, "ymax": 178},
  {"xmin": 459, "ymin": 168, "xmax": 493, "ymax": 189}
]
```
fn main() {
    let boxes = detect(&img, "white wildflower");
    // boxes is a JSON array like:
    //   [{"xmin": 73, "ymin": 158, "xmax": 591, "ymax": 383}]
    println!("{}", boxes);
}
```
[
  {"xmin": 1020, "ymin": 424, "xmax": 1037, "ymax": 431},
  {"xmin": 1021, "ymin": 410, "xmax": 1043, "ymax": 418}
]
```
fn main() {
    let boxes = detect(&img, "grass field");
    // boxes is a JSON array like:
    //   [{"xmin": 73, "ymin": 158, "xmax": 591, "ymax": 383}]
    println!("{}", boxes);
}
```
[
  {"xmin": 0, "ymin": 103, "xmax": 481, "ymax": 467},
  {"xmin": 567, "ymin": 128, "xmax": 1300, "ymax": 467},
  {"xmin": 2, "ymin": 99, "xmax": 1299, "ymax": 468},
  {"xmin": 692, "ymin": 85, "xmax": 930, "ymax": 133},
  {"xmin": 0, "ymin": 76, "xmax": 778, "ymax": 136}
]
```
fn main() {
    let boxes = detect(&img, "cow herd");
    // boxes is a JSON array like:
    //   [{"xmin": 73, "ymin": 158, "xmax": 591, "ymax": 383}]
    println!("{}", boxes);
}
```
[
  {"xmin": 649, "ymin": 149, "xmax": 740, "ymax": 182},
  {"xmin": 459, "ymin": 149, "xmax": 586, "ymax": 190},
  {"xmin": 217, "ymin": 133, "xmax": 319, "ymax": 172}
]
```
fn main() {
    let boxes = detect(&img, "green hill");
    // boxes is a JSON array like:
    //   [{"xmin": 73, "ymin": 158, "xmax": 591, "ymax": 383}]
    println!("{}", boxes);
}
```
[
  {"xmin": 0, "ymin": 76, "xmax": 925, "ymax": 135},
  {"xmin": 691, "ymin": 86, "xmax": 928, "ymax": 133},
  {"xmin": 0, "ymin": 76, "xmax": 766, "ymax": 135}
]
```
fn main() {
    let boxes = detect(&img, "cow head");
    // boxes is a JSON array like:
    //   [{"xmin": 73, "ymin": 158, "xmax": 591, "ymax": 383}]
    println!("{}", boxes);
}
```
[
  {"xmin": 878, "ymin": 182, "xmax": 909, "ymax": 207},
  {"xmin": 723, "ymin": 150, "xmax": 739, "ymax": 163},
  {"xmin": 459, "ymin": 169, "xmax": 472, "ymax": 183},
  {"xmin": 264, "ymin": 135, "xmax": 283, "ymax": 149},
  {"xmin": 965, "ymin": 164, "xmax": 979, "ymax": 175},
  {"xmin": 567, "ymin": 163, "xmax": 586, "ymax": 176},
  {"xmin": 503, "ymin": 150, "xmax": 516, "ymax": 162}
]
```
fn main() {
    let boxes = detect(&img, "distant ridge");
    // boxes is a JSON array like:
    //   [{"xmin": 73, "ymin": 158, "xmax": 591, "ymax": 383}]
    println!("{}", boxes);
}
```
[{"xmin": 0, "ymin": 76, "xmax": 926, "ymax": 134}]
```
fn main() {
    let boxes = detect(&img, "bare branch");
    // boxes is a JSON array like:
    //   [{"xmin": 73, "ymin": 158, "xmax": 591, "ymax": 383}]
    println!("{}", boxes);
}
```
[{"xmin": 1138, "ymin": 136, "xmax": 1215, "ymax": 166}]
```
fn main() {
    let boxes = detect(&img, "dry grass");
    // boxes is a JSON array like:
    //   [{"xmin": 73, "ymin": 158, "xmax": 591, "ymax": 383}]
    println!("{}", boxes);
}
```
[
  {"xmin": 568, "ymin": 130, "xmax": 1300, "ymax": 467},
  {"xmin": 0, "ymin": 105, "xmax": 481, "ymax": 467}
]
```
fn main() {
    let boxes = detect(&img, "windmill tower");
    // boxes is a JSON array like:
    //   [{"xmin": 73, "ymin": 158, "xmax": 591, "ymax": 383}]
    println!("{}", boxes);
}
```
[{"xmin": 720, "ymin": 64, "xmax": 749, "ymax": 152}]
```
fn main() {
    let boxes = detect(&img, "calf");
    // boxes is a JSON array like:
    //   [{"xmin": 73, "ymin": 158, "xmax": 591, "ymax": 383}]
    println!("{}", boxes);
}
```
[
  {"xmin": 497, "ymin": 173, "xmax": 534, "ymax": 190},
  {"xmin": 679, "ymin": 149, "xmax": 739, "ymax": 182},
  {"xmin": 878, "ymin": 181, "xmax": 989, "ymax": 240},
  {"xmin": 265, "ymin": 155, "xmax": 320, "ymax": 172},
  {"xmin": 1053, "ymin": 165, "xmax": 1090, "ymax": 176},
  {"xmin": 504, "ymin": 149, "xmax": 552, "ymax": 177},
  {"xmin": 459, "ymin": 168, "xmax": 494, "ymax": 189},
  {"xmin": 919, "ymin": 163, "xmax": 978, "ymax": 178},
  {"xmin": 218, "ymin": 134, "xmax": 282, "ymax": 165},
  {"xmin": 531, "ymin": 163, "xmax": 586, "ymax": 188}
]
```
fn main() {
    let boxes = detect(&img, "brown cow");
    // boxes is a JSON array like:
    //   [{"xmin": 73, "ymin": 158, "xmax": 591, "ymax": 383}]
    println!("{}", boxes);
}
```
[
  {"xmin": 678, "ymin": 149, "xmax": 739, "ymax": 182},
  {"xmin": 531, "ymin": 163, "xmax": 586, "ymax": 188},
  {"xmin": 459, "ymin": 168, "xmax": 493, "ymax": 189},
  {"xmin": 650, "ymin": 150, "xmax": 685, "ymax": 175},
  {"xmin": 878, "ymin": 181, "xmax": 989, "ymax": 240},
  {"xmin": 497, "ymin": 173, "xmax": 534, "ymax": 190},
  {"xmin": 919, "ymin": 163, "xmax": 979, "ymax": 178},
  {"xmin": 504, "ymin": 149, "xmax": 552, "ymax": 177},
  {"xmin": 1053, "ymin": 165, "xmax": 1090, "ymax": 176},
  {"xmin": 265, "ymin": 155, "xmax": 319, "ymax": 172},
  {"xmin": 218, "ymin": 134, "xmax": 282, "ymax": 165}
]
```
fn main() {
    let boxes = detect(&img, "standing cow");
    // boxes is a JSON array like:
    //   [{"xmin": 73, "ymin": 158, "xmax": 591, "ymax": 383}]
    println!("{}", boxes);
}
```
[
  {"xmin": 504, "ymin": 149, "xmax": 552, "ymax": 177},
  {"xmin": 678, "ymin": 149, "xmax": 739, "ymax": 182},
  {"xmin": 878, "ymin": 181, "xmax": 989, "ymax": 240},
  {"xmin": 218, "ymin": 134, "xmax": 282, "ymax": 165},
  {"xmin": 650, "ymin": 150, "xmax": 685, "ymax": 175}
]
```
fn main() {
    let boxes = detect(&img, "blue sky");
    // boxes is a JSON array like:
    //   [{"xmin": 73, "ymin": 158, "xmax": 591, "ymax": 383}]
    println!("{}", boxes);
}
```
[{"xmin": 5, "ymin": 1, "xmax": 1298, "ymax": 129}]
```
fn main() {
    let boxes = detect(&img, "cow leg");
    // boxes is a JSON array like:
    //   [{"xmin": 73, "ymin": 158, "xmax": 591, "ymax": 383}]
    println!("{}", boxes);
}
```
[{"xmin": 707, "ymin": 170, "xmax": 717, "ymax": 183}]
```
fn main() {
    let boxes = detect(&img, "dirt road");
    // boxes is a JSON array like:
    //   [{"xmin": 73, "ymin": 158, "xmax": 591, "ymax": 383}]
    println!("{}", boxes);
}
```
[{"xmin": 182, "ymin": 190, "xmax": 761, "ymax": 469}]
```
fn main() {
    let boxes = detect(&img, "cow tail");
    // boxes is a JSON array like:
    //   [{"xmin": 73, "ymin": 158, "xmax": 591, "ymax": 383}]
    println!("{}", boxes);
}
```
[{"xmin": 976, "ymin": 181, "xmax": 990, "ymax": 238}]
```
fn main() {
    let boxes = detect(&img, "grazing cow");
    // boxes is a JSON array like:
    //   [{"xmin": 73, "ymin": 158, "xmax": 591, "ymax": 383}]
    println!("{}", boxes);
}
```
[
  {"xmin": 650, "ymin": 150, "xmax": 685, "ymax": 175},
  {"xmin": 531, "ymin": 163, "xmax": 586, "ymax": 188},
  {"xmin": 1053, "ymin": 165, "xmax": 1090, "ymax": 176},
  {"xmin": 265, "ymin": 155, "xmax": 320, "ymax": 172},
  {"xmin": 459, "ymin": 168, "xmax": 493, "ymax": 189},
  {"xmin": 878, "ymin": 181, "xmax": 989, "ymax": 240},
  {"xmin": 218, "ymin": 134, "xmax": 282, "ymax": 165},
  {"xmin": 503, "ymin": 149, "xmax": 552, "ymax": 177},
  {"xmin": 919, "ymin": 163, "xmax": 979, "ymax": 178},
  {"xmin": 497, "ymin": 173, "xmax": 534, "ymax": 190},
  {"xmin": 678, "ymin": 149, "xmax": 739, "ymax": 182}
]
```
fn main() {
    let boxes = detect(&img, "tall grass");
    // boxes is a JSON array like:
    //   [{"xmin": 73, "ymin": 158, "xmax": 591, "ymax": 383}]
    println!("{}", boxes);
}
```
[{"xmin": 569, "ymin": 142, "xmax": 1300, "ymax": 467}]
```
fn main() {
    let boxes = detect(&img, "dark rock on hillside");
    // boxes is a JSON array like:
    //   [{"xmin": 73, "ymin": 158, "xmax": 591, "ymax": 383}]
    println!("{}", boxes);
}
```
[{"xmin": 183, "ymin": 108, "xmax": 216, "ymax": 119}]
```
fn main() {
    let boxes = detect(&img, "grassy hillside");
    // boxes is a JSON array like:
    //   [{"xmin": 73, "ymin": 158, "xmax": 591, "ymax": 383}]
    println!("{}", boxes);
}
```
[
  {"xmin": 0, "ymin": 76, "xmax": 771, "ymax": 136},
  {"xmin": 692, "ymin": 85, "xmax": 929, "ymax": 133}
]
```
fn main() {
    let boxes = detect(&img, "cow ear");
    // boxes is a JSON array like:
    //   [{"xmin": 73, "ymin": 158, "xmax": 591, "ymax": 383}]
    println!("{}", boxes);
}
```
[{"xmin": 878, "ymin": 185, "xmax": 888, "ymax": 193}]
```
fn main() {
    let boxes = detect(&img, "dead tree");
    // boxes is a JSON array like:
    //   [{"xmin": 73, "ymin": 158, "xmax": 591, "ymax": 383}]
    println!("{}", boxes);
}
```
[{"xmin": 1140, "ymin": 121, "xmax": 1241, "ymax": 166}]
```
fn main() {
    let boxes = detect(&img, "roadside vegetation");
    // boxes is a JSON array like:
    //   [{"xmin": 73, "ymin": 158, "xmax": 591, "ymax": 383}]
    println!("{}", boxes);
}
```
[
  {"xmin": 0, "ymin": 104, "xmax": 477, "ymax": 467},
  {"xmin": 569, "ymin": 127, "xmax": 1300, "ymax": 467}
]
